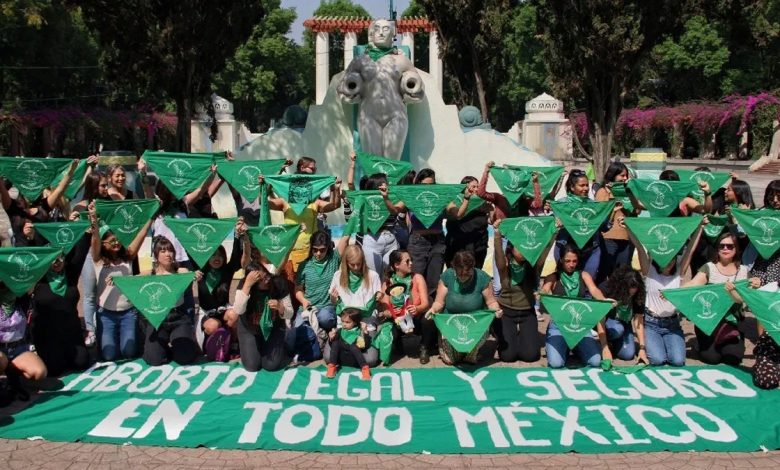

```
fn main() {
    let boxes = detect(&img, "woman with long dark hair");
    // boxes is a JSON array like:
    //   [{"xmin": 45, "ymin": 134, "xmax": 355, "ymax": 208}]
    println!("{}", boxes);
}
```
[
  {"xmin": 600, "ymin": 265, "xmax": 646, "ymax": 361},
  {"xmin": 382, "ymin": 249, "xmax": 431, "ymax": 363},
  {"xmin": 445, "ymin": 176, "xmax": 491, "ymax": 269},
  {"xmin": 595, "ymin": 162, "xmax": 638, "ymax": 283}
]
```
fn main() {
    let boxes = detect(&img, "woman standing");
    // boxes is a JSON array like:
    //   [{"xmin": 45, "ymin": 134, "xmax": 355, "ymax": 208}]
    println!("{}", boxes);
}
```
[
  {"xmin": 445, "ymin": 176, "xmax": 491, "ymax": 269},
  {"xmin": 595, "ymin": 162, "xmax": 639, "ymax": 283},
  {"xmin": 106, "ymin": 164, "xmax": 135, "ymax": 200},
  {"xmin": 428, "ymin": 250, "xmax": 502, "ymax": 365}
]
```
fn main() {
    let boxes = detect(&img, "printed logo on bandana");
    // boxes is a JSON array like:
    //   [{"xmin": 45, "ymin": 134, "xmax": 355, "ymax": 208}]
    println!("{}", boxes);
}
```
[
  {"xmin": 289, "ymin": 177, "xmax": 312, "ymax": 204},
  {"xmin": 648, "ymin": 223, "xmax": 678, "ymax": 254},
  {"xmin": 54, "ymin": 227, "xmax": 75, "ymax": 246},
  {"xmin": 15, "ymin": 159, "xmax": 48, "ymax": 193},
  {"xmin": 511, "ymin": 218, "xmax": 544, "ymax": 249},
  {"xmin": 166, "ymin": 159, "xmax": 192, "ymax": 187},
  {"xmin": 415, "ymin": 190, "xmax": 441, "ymax": 218},
  {"xmin": 506, "ymin": 170, "xmax": 526, "ymax": 192},
  {"xmin": 113, "ymin": 204, "xmax": 144, "ymax": 234},
  {"xmin": 693, "ymin": 290, "xmax": 720, "ymax": 319},
  {"xmin": 647, "ymin": 181, "xmax": 673, "ymax": 209},
  {"xmin": 261, "ymin": 226, "xmax": 287, "ymax": 254},
  {"xmin": 572, "ymin": 207, "xmax": 597, "ymax": 236},
  {"xmin": 559, "ymin": 299, "xmax": 592, "ymax": 334},
  {"xmin": 444, "ymin": 314, "xmax": 478, "ymax": 347},
  {"xmin": 186, "ymin": 223, "xmax": 217, "ymax": 253},
  {"xmin": 140, "ymin": 281, "xmax": 173, "ymax": 315},
  {"xmin": 752, "ymin": 217, "xmax": 779, "ymax": 247},
  {"xmin": 374, "ymin": 160, "xmax": 400, "ymax": 176},
  {"xmin": 765, "ymin": 300, "xmax": 780, "ymax": 331},
  {"xmin": 238, "ymin": 165, "xmax": 262, "ymax": 191},
  {"xmin": 8, "ymin": 250, "xmax": 38, "ymax": 283},
  {"xmin": 366, "ymin": 196, "xmax": 385, "ymax": 222}
]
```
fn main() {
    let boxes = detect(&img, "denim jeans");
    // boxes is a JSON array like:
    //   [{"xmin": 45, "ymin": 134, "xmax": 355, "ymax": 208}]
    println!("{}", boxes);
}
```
[
  {"xmin": 492, "ymin": 236, "xmax": 509, "ymax": 297},
  {"xmin": 605, "ymin": 317, "xmax": 636, "ymax": 360},
  {"xmin": 314, "ymin": 304, "xmax": 337, "ymax": 331},
  {"xmin": 545, "ymin": 321, "xmax": 601, "ymax": 368},
  {"xmin": 598, "ymin": 238, "xmax": 634, "ymax": 284},
  {"xmin": 97, "ymin": 307, "xmax": 138, "ymax": 361},
  {"xmin": 643, "ymin": 313, "xmax": 685, "ymax": 366},
  {"xmin": 80, "ymin": 261, "xmax": 97, "ymax": 333},
  {"xmin": 362, "ymin": 230, "xmax": 398, "ymax": 278}
]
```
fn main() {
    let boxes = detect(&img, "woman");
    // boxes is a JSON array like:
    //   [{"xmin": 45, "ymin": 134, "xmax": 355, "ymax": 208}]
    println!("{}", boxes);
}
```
[
  {"xmin": 295, "ymin": 230, "xmax": 348, "ymax": 332},
  {"xmin": 106, "ymin": 164, "xmax": 135, "ymax": 200},
  {"xmin": 600, "ymin": 265, "xmax": 646, "ymax": 361},
  {"xmin": 357, "ymin": 173, "xmax": 400, "ymax": 276},
  {"xmin": 595, "ymin": 162, "xmax": 639, "ymax": 283},
  {"xmin": 684, "ymin": 231, "xmax": 760, "ymax": 365},
  {"xmin": 88, "ymin": 201, "xmax": 151, "ymax": 361},
  {"xmin": 196, "ymin": 242, "xmax": 242, "ymax": 362},
  {"xmin": 139, "ymin": 237, "xmax": 200, "ymax": 366},
  {"xmin": 382, "ymin": 249, "xmax": 431, "ymax": 363},
  {"xmin": 30, "ymin": 233, "xmax": 91, "ymax": 377},
  {"xmin": 73, "ymin": 170, "xmax": 110, "ymax": 214},
  {"xmin": 0, "ymin": 281, "xmax": 46, "ymax": 401},
  {"xmin": 629, "ymin": 220, "xmax": 702, "ymax": 367},
  {"xmin": 540, "ymin": 244, "xmax": 613, "ymax": 368},
  {"xmin": 428, "ymin": 250, "xmax": 502, "ymax": 365},
  {"xmin": 751, "ymin": 179, "xmax": 780, "ymax": 389},
  {"xmin": 657, "ymin": 170, "xmax": 712, "ymax": 216},
  {"xmin": 233, "ymin": 261, "xmax": 294, "ymax": 372},
  {"xmin": 492, "ymin": 220, "xmax": 554, "ymax": 363},
  {"xmin": 723, "ymin": 178, "xmax": 756, "ymax": 211},
  {"xmin": 445, "ymin": 176, "xmax": 491, "ymax": 269}
]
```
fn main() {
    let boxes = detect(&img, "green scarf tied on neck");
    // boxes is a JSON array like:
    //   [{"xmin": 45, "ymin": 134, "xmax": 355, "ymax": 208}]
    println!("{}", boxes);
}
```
[
  {"xmin": 509, "ymin": 260, "xmax": 527, "ymax": 286},
  {"xmin": 46, "ymin": 270, "xmax": 67, "ymax": 297},
  {"xmin": 367, "ymin": 46, "xmax": 395, "ymax": 61},
  {"xmin": 340, "ymin": 326, "xmax": 360, "ymax": 345},
  {"xmin": 390, "ymin": 273, "xmax": 412, "ymax": 308},
  {"xmin": 559, "ymin": 271, "xmax": 581, "ymax": 298},
  {"xmin": 204, "ymin": 269, "xmax": 222, "ymax": 295},
  {"xmin": 0, "ymin": 288, "xmax": 15, "ymax": 317},
  {"xmin": 309, "ymin": 254, "xmax": 331, "ymax": 276},
  {"xmin": 348, "ymin": 271, "xmax": 364, "ymax": 293}
]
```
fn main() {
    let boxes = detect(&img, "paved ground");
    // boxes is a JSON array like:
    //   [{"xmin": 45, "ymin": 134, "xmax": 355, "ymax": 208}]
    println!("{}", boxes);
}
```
[{"xmin": 1, "ymin": 166, "xmax": 779, "ymax": 468}]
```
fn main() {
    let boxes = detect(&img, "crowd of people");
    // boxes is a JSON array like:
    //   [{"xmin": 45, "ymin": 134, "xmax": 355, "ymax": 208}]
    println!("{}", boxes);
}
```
[{"xmin": 0, "ymin": 150, "xmax": 779, "ymax": 405}]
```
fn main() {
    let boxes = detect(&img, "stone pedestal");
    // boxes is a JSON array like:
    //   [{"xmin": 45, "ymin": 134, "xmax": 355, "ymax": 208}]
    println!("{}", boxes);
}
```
[{"xmin": 521, "ymin": 93, "xmax": 572, "ymax": 160}]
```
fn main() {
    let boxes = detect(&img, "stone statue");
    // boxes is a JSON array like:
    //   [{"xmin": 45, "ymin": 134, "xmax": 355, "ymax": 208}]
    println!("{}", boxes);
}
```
[{"xmin": 338, "ymin": 19, "xmax": 424, "ymax": 160}]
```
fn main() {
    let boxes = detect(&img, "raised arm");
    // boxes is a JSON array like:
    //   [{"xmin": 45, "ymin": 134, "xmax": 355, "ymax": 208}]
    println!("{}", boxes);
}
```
[
  {"xmin": 317, "ymin": 177, "xmax": 342, "ymax": 213},
  {"xmin": 347, "ymin": 151, "xmax": 357, "ymax": 190},
  {"xmin": 627, "ymin": 229, "xmax": 651, "ymax": 276},
  {"xmin": 679, "ymin": 222, "xmax": 704, "ymax": 276},
  {"xmin": 46, "ymin": 159, "xmax": 78, "ymax": 207},
  {"xmin": 493, "ymin": 220, "xmax": 508, "ymax": 275},
  {"xmin": 126, "ymin": 218, "xmax": 152, "ymax": 259}
]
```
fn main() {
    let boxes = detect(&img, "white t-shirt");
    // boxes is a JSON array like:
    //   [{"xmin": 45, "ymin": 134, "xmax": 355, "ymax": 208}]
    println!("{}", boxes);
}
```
[
  {"xmin": 645, "ymin": 264, "xmax": 680, "ymax": 318},
  {"xmin": 700, "ymin": 262, "xmax": 749, "ymax": 284},
  {"xmin": 94, "ymin": 258, "xmax": 133, "ymax": 311},
  {"xmin": 329, "ymin": 269, "xmax": 382, "ymax": 309},
  {"xmin": 152, "ymin": 214, "xmax": 189, "ymax": 263}
]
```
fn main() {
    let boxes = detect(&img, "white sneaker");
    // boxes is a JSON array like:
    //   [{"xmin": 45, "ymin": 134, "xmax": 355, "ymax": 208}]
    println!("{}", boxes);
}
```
[{"xmin": 84, "ymin": 331, "xmax": 96, "ymax": 347}]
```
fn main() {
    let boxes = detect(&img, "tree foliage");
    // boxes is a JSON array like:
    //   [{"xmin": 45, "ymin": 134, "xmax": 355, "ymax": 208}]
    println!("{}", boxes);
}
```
[
  {"xmin": 73, "ymin": 1, "xmax": 267, "ymax": 151},
  {"xmin": 302, "ymin": 0, "xmax": 370, "ymax": 81}
]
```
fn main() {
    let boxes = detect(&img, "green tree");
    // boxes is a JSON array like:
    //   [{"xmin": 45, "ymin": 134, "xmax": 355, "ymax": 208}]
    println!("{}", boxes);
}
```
[
  {"xmin": 74, "ymin": 1, "xmax": 267, "ymax": 151},
  {"xmin": 401, "ymin": 0, "xmax": 430, "ymax": 70},
  {"xmin": 418, "ymin": 0, "xmax": 514, "ymax": 123},
  {"xmin": 535, "ymin": 0, "xmax": 686, "ymax": 181},
  {"xmin": 213, "ymin": 2, "xmax": 309, "ymax": 132},
  {"xmin": 302, "ymin": 0, "xmax": 370, "ymax": 82}
]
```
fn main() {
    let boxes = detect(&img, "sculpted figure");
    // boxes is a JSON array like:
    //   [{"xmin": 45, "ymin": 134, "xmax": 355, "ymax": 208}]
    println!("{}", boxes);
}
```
[{"xmin": 338, "ymin": 19, "xmax": 424, "ymax": 159}]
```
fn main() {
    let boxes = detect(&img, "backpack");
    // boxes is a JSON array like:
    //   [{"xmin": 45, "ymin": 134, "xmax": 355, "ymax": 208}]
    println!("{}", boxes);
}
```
[{"xmin": 204, "ymin": 327, "xmax": 231, "ymax": 363}]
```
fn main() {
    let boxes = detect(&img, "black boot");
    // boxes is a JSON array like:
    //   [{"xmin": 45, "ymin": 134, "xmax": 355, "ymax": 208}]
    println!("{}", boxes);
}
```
[{"xmin": 419, "ymin": 346, "xmax": 430, "ymax": 364}]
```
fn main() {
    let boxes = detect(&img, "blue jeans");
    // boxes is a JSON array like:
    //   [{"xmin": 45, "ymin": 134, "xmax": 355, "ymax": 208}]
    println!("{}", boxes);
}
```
[
  {"xmin": 362, "ymin": 230, "xmax": 398, "ymax": 279},
  {"xmin": 605, "ymin": 317, "xmax": 636, "ymax": 360},
  {"xmin": 545, "ymin": 321, "xmax": 601, "ymax": 368},
  {"xmin": 643, "ymin": 314, "xmax": 685, "ymax": 366},
  {"xmin": 598, "ymin": 238, "xmax": 634, "ymax": 284},
  {"xmin": 80, "ymin": 261, "xmax": 98, "ymax": 333},
  {"xmin": 97, "ymin": 307, "xmax": 138, "ymax": 361},
  {"xmin": 492, "ymin": 236, "xmax": 509, "ymax": 297}
]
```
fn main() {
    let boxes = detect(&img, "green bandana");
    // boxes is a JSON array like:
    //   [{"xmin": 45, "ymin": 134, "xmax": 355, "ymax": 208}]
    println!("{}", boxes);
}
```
[
  {"xmin": 540, "ymin": 294, "xmax": 613, "ymax": 348},
  {"xmin": 608, "ymin": 182, "xmax": 634, "ymax": 214},
  {"xmin": 453, "ymin": 194, "xmax": 487, "ymax": 216},
  {"xmin": 348, "ymin": 271, "xmax": 363, "ymax": 293},
  {"xmin": 434, "ymin": 310, "xmax": 494, "ymax": 353},
  {"xmin": 204, "ymin": 269, "xmax": 222, "ymax": 294},
  {"xmin": 164, "ymin": 217, "xmax": 237, "ymax": 269},
  {"xmin": 601, "ymin": 359, "xmax": 647, "ymax": 374},
  {"xmin": 662, "ymin": 282, "xmax": 745, "ymax": 335},
  {"xmin": 343, "ymin": 190, "xmax": 394, "ymax": 235},
  {"xmin": 308, "ymin": 254, "xmax": 331, "ymax": 276},
  {"xmin": 51, "ymin": 159, "xmax": 88, "ymax": 201},
  {"xmin": 505, "ymin": 165, "xmax": 565, "ymax": 200},
  {"xmin": 264, "ymin": 174, "xmax": 336, "ymax": 215},
  {"xmin": 110, "ymin": 272, "xmax": 195, "ymax": 330},
  {"xmin": 340, "ymin": 326, "xmax": 360, "ymax": 345},
  {"xmin": 367, "ymin": 46, "xmax": 395, "ymax": 61},
  {"xmin": 216, "ymin": 159, "xmax": 288, "ymax": 202},
  {"xmin": 0, "ymin": 156, "xmax": 73, "ymax": 201},
  {"xmin": 499, "ymin": 216, "xmax": 557, "ymax": 266},
  {"xmin": 356, "ymin": 151, "xmax": 413, "ymax": 184},
  {"xmin": 246, "ymin": 224, "xmax": 300, "ymax": 268},
  {"xmin": 559, "ymin": 271, "xmax": 581, "ymax": 298},
  {"xmin": 624, "ymin": 216, "xmax": 702, "ymax": 267},
  {"xmin": 627, "ymin": 179, "xmax": 698, "ymax": 217},
  {"xmin": 675, "ymin": 170, "xmax": 730, "ymax": 201},
  {"xmin": 614, "ymin": 304, "xmax": 634, "ymax": 323},
  {"xmin": 389, "ymin": 184, "xmax": 465, "ymax": 228},
  {"xmin": 374, "ymin": 322, "xmax": 394, "ymax": 364},
  {"xmin": 550, "ymin": 200, "xmax": 615, "ymax": 248},
  {"xmin": 143, "ymin": 151, "xmax": 215, "ymax": 200},
  {"xmin": 389, "ymin": 273, "xmax": 412, "ymax": 307},
  {"xmin": 0, "ymin": 288, "xmax": 15, "ymax": 317},
  {"xmin": 489, "ymin": 167, "xmax": 532, "ymax": 205},
  {"xmin": 731, "ymin": 208, "xmax": 780, "ymax": 259},
  {"xmin": 34, "ymin": 221, "xmax": 90, "ymax": 255},
  {"xmin": 735, "ymin": 284, "xmax": 780, "ymax": 344},
  {"xmin": 259, "ymin": 296, "xmax": 273, "ymax": 341},
  {"xmin": 703, "ymin": 214, "xmax": 729, "ymax": 242},
  {"xmin": 95, "ymin": 199, "xmax": 160, "ymax": 248},
  {"xmin": 0, "ymin": 246, "xmax": 62, "ymax": 296},
  {"xmin": 509, "ymin": 260, "xmax": 527, "ymax": 285},
  {"xmin": 46, "ymin": 270, "xmax": 67, "ymax": 297}
]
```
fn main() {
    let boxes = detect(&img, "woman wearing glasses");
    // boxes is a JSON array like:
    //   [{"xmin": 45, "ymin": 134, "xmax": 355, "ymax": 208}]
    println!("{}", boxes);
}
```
[{"xmin": 683, "ymin": 231, "xmax": 761, "ymax": 365}]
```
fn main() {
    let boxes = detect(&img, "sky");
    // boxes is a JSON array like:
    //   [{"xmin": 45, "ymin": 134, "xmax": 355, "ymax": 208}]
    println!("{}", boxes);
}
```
[{"xmin": 282, "ymin": 0, "xmax": 412, "ymax": 44}]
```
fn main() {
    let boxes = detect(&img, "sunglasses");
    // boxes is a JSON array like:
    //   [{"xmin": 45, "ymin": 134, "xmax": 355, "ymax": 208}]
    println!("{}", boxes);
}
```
[
  {"xmin": 718, "ymin": 243, "xmax": 735, "ymax": 250},
  {"xmin": 311, "ymin": 246, "xmax": 328, "ymax": 254}
]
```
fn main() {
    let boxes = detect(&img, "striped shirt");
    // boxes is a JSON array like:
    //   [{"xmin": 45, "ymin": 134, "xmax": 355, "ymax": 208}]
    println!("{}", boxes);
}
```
[{"xmin": 296, "ymin": 252, "xmax": 341, "ymax": 308}]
